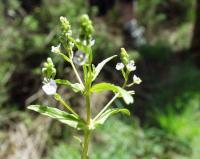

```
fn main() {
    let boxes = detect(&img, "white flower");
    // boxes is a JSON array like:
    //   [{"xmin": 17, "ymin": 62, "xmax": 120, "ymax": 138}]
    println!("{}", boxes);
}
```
[
  {"xmin": 126, "ymin": 60, "xmax": 136, "ymax": 72},
  {"xmin": 90, "ymin": 39, "xmax": 95, "ymax": 46},
  {"xmin": 51, "ymin": 44, "xmax": 61, "ymax": 54},
  {"xmin": 42, "ymin": 79, "xmax": 57, "ymax": 95},
  {"xmin": 133, "ymin": 75, "xmax": 142, "ymax": 84},
  {"xmin": 73, "ymin": 51, "xmax": 87, "ymax": 66},
  {"xmin": 116, "ymin": 63, "xmax": 124, "ymax": 70},
  {"xmin": 83, "ymin": 40, "xmax": 87, "ymax": 46}
]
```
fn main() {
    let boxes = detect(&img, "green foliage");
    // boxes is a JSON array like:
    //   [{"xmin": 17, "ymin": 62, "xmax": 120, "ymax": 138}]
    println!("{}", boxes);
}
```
[
  {"xmin": 44, "ymin": 117, "xmax": 192, "ymax": 159},
  {"xmin": 138, "ymin": 41, "xmax": 172, "ymax": 62},
  {"xmin": 156, "ymin": 95, "xmax": 200, "ymax": 142},
  {"xmin": 137, "ymin": 0, "xmax": 195, "ymax": 33}
]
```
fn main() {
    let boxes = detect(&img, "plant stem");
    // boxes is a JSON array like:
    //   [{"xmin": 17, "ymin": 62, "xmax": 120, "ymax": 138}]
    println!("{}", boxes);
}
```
[
  {"xmin": 86, "ymin": 94, "xmax": 91, "ymax": 124},
  {"xmin": 94, "ymin": 93, "xmax": 119, "ymax": 120},
  {"xmin": 81, "ymin": 93, "xmax": 92, "ymax": 159},
  {"xmin": 55, "ymin": 94, "xmax": 78, "ymax": 116},
  {"xmin": 70, "ymin": 61, "xmax": 84, "ymax": 87},
  {"xmin": 81, "ymin": 130, "xmax": 91, "ymax": 159},
  {"xmin": 94, "ymin": 80, "xmax": 127, "ymax": 120}
]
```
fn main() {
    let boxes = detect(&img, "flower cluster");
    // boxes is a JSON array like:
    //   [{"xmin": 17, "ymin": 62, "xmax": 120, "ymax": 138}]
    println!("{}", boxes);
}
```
[
  {"xmin": 28, "ymin": 15, "xmax": 142, "ymax": 159},
  {"xmin": 116, "ymin": 48, "xmax": 142, "ymax": 85}
]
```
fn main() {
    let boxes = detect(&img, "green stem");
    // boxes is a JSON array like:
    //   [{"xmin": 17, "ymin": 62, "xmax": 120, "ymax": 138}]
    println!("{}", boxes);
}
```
[
  {"xmin": 81, "ymin": 48, "xmax": 93, "ymax": 159},
  {"xmin": 70, "ymin": 60, "xmax": 84, "ymax": 87},
  {"xmin": 86, "ymin": 94, "xmax": 91, "ymax": 124},
  {"xmin": 94, "ymin": 79, "xmax": 128, "ymax": 120},
  {"xmin": 94, "ymin": 93, "xmax": 119, "ymax": 120},
  {"xmin": 81, "ymin": 92, "xmax": 92, "ymax": 159},
  {"xmin": 54, "ymin": 94, "xmax": 78, "ymax": 116},
  {"xmin": 81, "ymin": 130, "xmax": 91, "ymax": 159}
]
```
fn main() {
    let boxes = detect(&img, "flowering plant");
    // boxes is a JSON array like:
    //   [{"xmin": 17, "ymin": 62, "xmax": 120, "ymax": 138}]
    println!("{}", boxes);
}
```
[{"xmin": 28, "ymin": 15, "xmax": 141, "ymax": 159}]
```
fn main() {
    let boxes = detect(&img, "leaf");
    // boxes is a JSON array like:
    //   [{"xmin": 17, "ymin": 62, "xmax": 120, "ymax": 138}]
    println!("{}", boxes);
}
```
[
  {"xmin": 56, "ymin": 52, "xmax": 70, "ymax": 62},
  {"xmin": 90, "ymin": 83, "xmax": 134, "ymax": 104},
  {"xmin": 94, "ymin": 108, "xmax": 130, "ymax": 126},
  {"xmin": 55, "ymin": 79, "xmax": 84, "ymax": 92},
  {"xmin": 92, "ymin": 55, "xmax": 117, "ymax": 81},
  {"xmin": 28, "ymin": 105, "xmax": 85, "ymax": 129}
]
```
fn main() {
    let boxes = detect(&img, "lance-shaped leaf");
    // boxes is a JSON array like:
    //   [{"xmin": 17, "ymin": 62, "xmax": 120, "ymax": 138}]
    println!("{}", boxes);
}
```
[
  {"xmin": 55, "ymin": 79, "xmax": 84, "ymax": 93},
  {"xmin": 94, "ymin": 108, "xmax": 130, "ymax": 126},
  {"xmin": 92, "ymin": 55, "xmax": 117, "ymax": 81},
  {"xmin": 90, "ymin": 83, "xmax": 134, "ymax": 104},
  {"xmin": 28, "ymin": 105, "xmax": 85, "ymax": 129}
]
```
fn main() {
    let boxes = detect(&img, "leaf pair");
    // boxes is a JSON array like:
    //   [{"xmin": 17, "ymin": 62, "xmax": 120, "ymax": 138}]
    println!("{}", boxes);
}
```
[{"xmin": 28, "ymin": 105, "xmax": 130, "ymax": 131}]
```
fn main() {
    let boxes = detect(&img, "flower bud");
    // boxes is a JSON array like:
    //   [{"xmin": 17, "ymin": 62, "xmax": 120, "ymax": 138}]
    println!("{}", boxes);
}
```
[
  {"xmin": 120, "ymin": 48, "xmax": 129, "ymax": 65},
  {"xmin": 79, "ymin": 14, "xmax": 94, "ymax": 43},
  {"xmin": 60, "ymin": 16, "xmax": 71, "ymax": 33},
  {"xmin": 42, "ymin": 57, "xmax": 56, "ymax": 79}
]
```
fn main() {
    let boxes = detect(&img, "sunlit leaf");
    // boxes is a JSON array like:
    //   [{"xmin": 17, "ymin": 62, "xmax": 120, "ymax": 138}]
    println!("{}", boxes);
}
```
[
  {"xmin": 90, "ymin": 83, "xmax": 134, "ymax": 104},
  {"xmin": 55, "ymin": 79, "xmax": 84, "ymax": 92},
  {"xmin": 28, "ymin": 105, "xmax": 85, "ymax": 129},
  {"xmin": 92, "ymin": 55, "xmax": 117, "ymax": 81},
  {"xmin": 94, "ymin": 108, "xmax": 130, "ymax": 126}
]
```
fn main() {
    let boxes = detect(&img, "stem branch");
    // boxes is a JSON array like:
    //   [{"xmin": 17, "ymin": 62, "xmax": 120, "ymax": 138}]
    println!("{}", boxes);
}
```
[
  {"xmin": 54, "ymin": 94, "xmax": 78, "ymax": 116},
  {"xmin": 70, "ymin": 61, "xmax": 84, "ymax": 87},
  {"xmin": 94, "ymin": 93, "xmax": 119, "ymax": 120}
]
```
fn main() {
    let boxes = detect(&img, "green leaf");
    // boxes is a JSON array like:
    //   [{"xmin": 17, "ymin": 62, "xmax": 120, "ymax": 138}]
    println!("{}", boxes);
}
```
[
  {"xmin": 90, "ymin": 83, "xmax": 134, "ymax": 104},
  {"xmin": 28, "ymin": 105, "xmax": 85, "ymax": 129},
  {"xmin": 94, "ymin": 108, "xmax": 130, "ymax": 126},
  {"xmin": 92, "ymin": 55, "xmax": 117, "ymax": 81},
  {"xmin": 55, "ymin": 79, "xmax": 84, "ymax": 92},
  {"xmin": 56, "ymin": 52, "xmax": 70, "ymax": 62}
]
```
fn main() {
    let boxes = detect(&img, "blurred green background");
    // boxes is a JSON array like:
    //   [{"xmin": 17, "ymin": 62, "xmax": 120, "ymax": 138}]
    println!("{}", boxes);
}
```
[{"xmin": 0, "ymin": 0, "xmax": 200, "ymax": 158}]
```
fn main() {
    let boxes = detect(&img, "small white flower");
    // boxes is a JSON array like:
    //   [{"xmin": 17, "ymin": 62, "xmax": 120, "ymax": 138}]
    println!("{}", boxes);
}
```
[
  {"xmin": 51, "ymin": 44, "xmax": 61, "ymax": 54},
  {"xmin": 76, "ymin": 38, "xmax": 80, "ymax": 42},
  {"xmin": 73, "ymin": 51, "xmax": 87, "ymax": 66},
  {"xmin": 42, "ymin": 79, "xmax": 57, "ymax": 95},
  {"xmin": 133, "ymin": 75, "xmax": 142, "ymax": 84},
  {"xmin": 90, "ymin": 39, "xmax": 95, "ymax": 46},
  {"xmin": 116, "ymin": 63, "xmax": 124, "ymax": 70},
  {"xmin": 126, "ymin": 60, "xmax": 136, "ymax": 72},
  {"xmin": 83, "ymin": 40, "xmax": 87, "ymax": 46}
]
